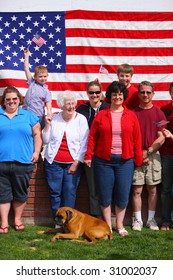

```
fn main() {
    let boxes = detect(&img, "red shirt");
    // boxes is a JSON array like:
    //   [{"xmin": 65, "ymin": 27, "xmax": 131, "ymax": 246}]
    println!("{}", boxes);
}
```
[
  {"xmin": 160, "ymin": 102, "xmax": 173, "ymax": 155},
  {"xmin": 134, "ymin": 106, "xmax": 167, "ymax": 150},
  {"xmin": 85, "ymin": 107, "xmax": 143, "ymax": 166},
  {"xmin": 124, "ymin": 84, "xmax": 139, "ymax": 110},
  {"xmin": 54, "ymin": 132, "xmax": 74, "ymax": 162}
]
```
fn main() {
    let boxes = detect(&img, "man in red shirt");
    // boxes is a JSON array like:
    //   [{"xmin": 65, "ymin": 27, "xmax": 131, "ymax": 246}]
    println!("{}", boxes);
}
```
[{"xmin": 132, "ymin": 81, "xmax": 166, "ymax": 231}]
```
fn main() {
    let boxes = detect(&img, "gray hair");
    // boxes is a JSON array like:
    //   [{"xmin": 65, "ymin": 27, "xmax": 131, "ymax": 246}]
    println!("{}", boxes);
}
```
[
  {"xmin": 138, "ymin": 81, "xmax": 154, "ymax": 93},
  {"xmin": 56, "ymin": 91, "xmax": 77, "ymax": 108}
]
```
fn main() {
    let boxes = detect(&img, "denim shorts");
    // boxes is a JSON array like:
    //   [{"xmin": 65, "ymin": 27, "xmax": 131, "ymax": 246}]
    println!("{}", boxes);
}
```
[
  {"xmin": 0, "ymin": 162, "xmax": 34, "ymax": 203},
  {"xmin": 93, "ymin": 155, "xmax": 134, "ymax": 208}
]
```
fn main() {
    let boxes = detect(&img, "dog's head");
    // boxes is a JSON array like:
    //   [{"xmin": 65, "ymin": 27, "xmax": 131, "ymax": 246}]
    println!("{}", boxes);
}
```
[{"xmin": 54, "ymin": 207, "xmax": 73, "ymax": 226}]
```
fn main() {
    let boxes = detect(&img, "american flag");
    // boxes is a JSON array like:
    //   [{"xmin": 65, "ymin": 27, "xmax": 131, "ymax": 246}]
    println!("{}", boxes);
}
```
[
  {"xmin": 155, "ymin": 120, "xmax": 170, "ymax": 127},
  {"xmin": 0, "ymin": 10, "xmax": 173, "ymax": 109},
  {"xmin": 99, "ymin": 65, "xmax": 109, "ymax": 75},
  {"xmin": 32, "ymin": 34, "xmax": 46, "ymax": 47}
]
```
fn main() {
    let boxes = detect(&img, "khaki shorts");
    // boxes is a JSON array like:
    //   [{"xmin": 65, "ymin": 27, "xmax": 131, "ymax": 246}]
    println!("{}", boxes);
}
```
[{"xmin": 132, "ymin": 151, "xmax": 161, "ymax": 186}]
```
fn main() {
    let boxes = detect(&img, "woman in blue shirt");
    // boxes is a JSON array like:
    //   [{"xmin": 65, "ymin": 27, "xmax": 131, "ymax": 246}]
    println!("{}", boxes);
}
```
[{"xmin": 0, "ymin": 86, "xmax": 42, "ymax": 234}]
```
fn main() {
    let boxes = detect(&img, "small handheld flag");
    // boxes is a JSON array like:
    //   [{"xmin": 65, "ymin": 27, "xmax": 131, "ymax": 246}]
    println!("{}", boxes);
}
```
[
  {"xmin": 32, "ymin": 34, "xmax": 46, "ymax": 47},
  {"xmin": 99, "ymin": 65, "xmax": 109, "ymax": 74},
  {"xmin": 155, "ymin": 120, "xmax": 169, "ymax": 127}
]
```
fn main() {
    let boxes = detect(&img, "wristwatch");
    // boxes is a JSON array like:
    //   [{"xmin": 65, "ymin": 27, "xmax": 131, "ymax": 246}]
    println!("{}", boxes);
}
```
[{"xmin": 147, "ymin": 148, "xmax": 153, "ymax": 156}]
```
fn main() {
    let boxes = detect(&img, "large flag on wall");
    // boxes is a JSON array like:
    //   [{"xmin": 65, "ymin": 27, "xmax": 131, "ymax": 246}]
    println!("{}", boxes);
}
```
[{"xmin": 0, "ymin": 10, "xmax": 173, "ymax": 109}]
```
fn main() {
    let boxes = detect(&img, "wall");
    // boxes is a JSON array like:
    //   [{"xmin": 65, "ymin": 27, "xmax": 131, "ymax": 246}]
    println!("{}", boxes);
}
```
[
  {"xmin": 18, "ymin": 159, "xmax": 162, "ymax": 227},
  {"xmin": 1, "ymin": 0, "xmax": 173, "ymax": 12}
]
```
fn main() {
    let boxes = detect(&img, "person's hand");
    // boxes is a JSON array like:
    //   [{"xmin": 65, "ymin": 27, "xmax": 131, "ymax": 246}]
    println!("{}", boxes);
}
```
[
  {"xmin": 44, "ymin": 114, "xmax": 53, "ymax": 125},
  {"xmin": 24, "ymin": 48, "xmax": 30, "ymax": 57},
  {"xmin": 46, "ymin": 113, "xmax": 53, "ymax": 121},
  {"xmin": 142, "ymin": 150, "xmax": 150, "ymax": 165},
  {"xmin": 162, "ymin": 128, "xmax": 173, "ymax": 139},
  {"xmin": 143, "ymin": 157, "xmax": 150, "ymax": 165},
  {"xmin": 84, "ymin": 160, "xmax": 92, "ymax": 168},
  {"xmin": 94, "ymin": 77, "xmax": 101, "ymax": 84},
  {"xmin": 31, "ymin": 151, "xmax": 40, "ymax": 164},
  {"xmin": 68, "ymin": 160, "xmax": 80, "ymax": 174}
]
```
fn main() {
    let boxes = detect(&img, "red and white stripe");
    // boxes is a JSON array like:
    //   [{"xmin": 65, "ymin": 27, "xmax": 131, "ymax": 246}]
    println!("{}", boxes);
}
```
[{"xmin": 0, "ymin": 10, "xmax": 173, "ymax": 109}]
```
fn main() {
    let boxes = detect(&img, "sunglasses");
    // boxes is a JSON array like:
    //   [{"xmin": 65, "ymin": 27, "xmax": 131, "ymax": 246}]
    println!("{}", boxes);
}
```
[
  {"xmin": 5, "ymin": 97, "xmax": 19, "ymax": 102},
  {"xmin": 140, "ymin": 91, "xmax": 152, "ymax": 95},
  {"xmin": 88, "ymin": 91, "xmax": 101, "ymax": 95}
]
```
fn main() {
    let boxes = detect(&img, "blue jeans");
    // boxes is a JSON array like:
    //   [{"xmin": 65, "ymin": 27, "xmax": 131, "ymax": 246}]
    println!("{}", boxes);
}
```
[
  {"xmin": 161, "ymin": 154, "xmax": 173, "ymax": 225},
  {"xmin": 43, "ymin": 159, "xmax": 82, "ymax": 219},
  {"xmin": 93, "ymin": 155, "xmax": 134, "ymax": 208}
]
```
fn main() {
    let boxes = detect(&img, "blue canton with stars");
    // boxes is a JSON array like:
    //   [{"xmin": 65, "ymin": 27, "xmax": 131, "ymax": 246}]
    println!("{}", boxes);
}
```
[{"xmin": 0, "ymin": 12, "xmax": 66, "ymax": 73}]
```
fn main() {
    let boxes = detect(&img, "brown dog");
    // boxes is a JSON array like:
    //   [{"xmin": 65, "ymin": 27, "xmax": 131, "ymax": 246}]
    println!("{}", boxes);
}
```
[{"xmin": 39, "ymin": 207, "xmax": 113, "ymax": 243}]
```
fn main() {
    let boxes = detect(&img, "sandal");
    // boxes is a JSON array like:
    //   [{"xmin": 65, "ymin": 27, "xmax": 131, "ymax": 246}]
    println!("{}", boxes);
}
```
[
  {"xmin": 117, "ymin": 228, "xmax": 128, "ymax": 237},
  {"xmin": 14, "ymin": 224, "xmax": 25, "ymax": 231},
  {"xmin": 0, "ymin": 226, "xmax": 10, "ymax": 234}
]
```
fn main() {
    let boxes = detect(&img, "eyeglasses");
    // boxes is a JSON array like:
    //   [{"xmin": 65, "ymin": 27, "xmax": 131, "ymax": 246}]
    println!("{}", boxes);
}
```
[
  {"xmin": 88, "ymin": 91, "xmax": 101, "ymax": 95},
  {"xmin": 5, "ymin": 97, "xmax": 18, "ymax": 102},
  {"xmin": 140, "ymin": 91, "xmax": 152, "ymax": 95},
  {"xmin": 64, "ymin": 102, "xmax": 76, "ymax": 107}
]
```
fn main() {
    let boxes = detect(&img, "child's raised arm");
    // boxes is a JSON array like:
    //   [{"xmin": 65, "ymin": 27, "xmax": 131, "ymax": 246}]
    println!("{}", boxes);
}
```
[{"xmin": 24, "ymin": 48, "xmax": 32, "ymax": 80}]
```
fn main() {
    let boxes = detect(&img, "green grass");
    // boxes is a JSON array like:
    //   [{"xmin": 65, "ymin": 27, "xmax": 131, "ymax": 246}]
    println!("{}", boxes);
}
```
[{"xmin": 0, "ymin": 225, "xmax": 173, "ymax": 260}]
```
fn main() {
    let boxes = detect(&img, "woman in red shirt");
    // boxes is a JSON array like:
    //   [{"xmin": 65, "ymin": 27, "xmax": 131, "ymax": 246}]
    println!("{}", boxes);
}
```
[{"xmin": 85, "ymin": 81, "xmax": 142, "ymax": 236}]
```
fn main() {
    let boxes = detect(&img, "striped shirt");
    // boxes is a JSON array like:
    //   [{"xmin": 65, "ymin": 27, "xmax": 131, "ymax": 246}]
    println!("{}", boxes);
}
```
[{"xmin": 111, "ymin": 111, "xmax": 123, "ymax": 154}]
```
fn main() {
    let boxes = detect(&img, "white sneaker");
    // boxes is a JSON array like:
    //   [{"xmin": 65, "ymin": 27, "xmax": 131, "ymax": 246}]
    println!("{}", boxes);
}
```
[
  {"xmin": 132, "ymin": 219, "xmax": 143, "ymax": 231},
  {"xmin": 146, "ymin": 218, "xmax": 159, "ymax": 230}
]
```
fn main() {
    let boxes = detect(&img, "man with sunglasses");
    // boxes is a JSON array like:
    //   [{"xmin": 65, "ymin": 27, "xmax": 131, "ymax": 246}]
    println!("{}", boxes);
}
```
[
  {"xmin": 132, "ymin": 81, "xmax": 166, "ymax": 231},
  {"xmin": 76, "ymin": 81, "xmax": 109, "ymax": 217}
]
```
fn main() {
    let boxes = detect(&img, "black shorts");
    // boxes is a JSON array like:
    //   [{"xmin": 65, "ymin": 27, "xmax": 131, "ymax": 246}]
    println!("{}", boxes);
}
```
[{"xmin": 0, "ymin": 162, "xmax": 34, "ymax": 203}]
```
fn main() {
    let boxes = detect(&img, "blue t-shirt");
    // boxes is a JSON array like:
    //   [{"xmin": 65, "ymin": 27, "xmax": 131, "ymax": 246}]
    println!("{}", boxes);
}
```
[{"xmin": 0, "ymin": 107, "xmax": 39, "ymax": 164}]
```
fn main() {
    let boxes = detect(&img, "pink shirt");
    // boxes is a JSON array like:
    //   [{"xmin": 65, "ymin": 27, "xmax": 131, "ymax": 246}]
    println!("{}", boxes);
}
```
[{"xmin": 111, "ymin": 111, "xmax": 122, "ymax": 154}]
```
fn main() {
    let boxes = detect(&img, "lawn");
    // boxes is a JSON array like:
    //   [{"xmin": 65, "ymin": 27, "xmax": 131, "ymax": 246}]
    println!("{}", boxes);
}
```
[{"xmin": 0, "ymin": 225, "xmax": 173, "ymax": 260}]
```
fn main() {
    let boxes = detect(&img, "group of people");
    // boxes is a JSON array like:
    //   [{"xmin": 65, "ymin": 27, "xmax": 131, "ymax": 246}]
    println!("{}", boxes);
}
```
[{"xmin": 0, "ymin": 47, "xmax": 172, "ymax": 237}]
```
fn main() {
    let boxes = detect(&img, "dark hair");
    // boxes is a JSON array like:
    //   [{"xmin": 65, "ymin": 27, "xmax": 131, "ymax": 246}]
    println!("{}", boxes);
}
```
[
  {"xmin": 1, "ymin": 86, "xmax": 23, "ymax": 108},
  {"xmin": 138, "ymin": 81, "xmax": 154, "ymax": 93},
  {"xmin": 105, "ymin": 81, "xmax": 128, "ymax": 102},
  {"xmin": 169, "ymin": 82, "xmax": 173, "ymax": 93},
  {"xmin": 86, "ymin": 80, "xmax": 102, "ymax": 92}
]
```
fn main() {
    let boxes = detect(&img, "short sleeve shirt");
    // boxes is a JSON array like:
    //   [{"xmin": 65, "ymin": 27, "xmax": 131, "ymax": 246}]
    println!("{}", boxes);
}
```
[
  {"xmin": 23, "ymin": 77, "xmax": 52, "ymax": 117},
  {"xmin": 0, "ymin": 107, "xmax": 39, "ymax": 163},
  {"xmin": 133, "ymin": 106, "xmax": 167, "ymax": 150}
]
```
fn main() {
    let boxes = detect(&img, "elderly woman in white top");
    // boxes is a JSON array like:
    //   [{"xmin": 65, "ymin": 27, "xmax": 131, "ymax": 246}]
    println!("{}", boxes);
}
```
[{"xmin": 42, "ymin": 91, "xmax": 89, "ymax": 222}]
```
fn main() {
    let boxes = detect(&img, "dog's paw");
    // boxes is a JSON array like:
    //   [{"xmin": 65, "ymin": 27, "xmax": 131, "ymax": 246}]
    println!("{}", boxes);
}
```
[
  {"xmin": 37, "ymin": 230, "xmax": 45, "ymax": 234},
  {"xmin": 51, "ymin": 236, "xmax": 58, "ymax": 242}
]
